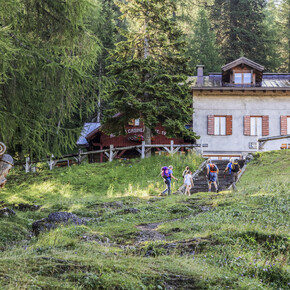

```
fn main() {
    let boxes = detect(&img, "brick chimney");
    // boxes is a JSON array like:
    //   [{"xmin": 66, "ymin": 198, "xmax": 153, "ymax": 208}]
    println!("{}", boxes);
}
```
[{"xmin": 197, "ymin": 65, "xmax": 204, "ymax": 87}]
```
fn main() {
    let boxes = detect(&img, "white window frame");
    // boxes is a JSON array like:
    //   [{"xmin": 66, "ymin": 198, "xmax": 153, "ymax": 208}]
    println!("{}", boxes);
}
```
[
  {"xmin": 234, "ymin": 73, "xmax": 242, "ymax": 84},
  {"xmin": 234, "ymin": 72, "xmax": 252, "ymax": 84},
  {"xmin": 243, "ymin": 73, "xmax": 251, "ymax": 84},
  {"xmin": 214, "ymin": 116, "xmax": 226, "ymax": 136},
  {"xmin": 287, "ymin": 117, "xmax": 290, "ymax": 134},
  {"xmin": 250, "ymin": 117, "xmax": 262, "ymax": 136}
]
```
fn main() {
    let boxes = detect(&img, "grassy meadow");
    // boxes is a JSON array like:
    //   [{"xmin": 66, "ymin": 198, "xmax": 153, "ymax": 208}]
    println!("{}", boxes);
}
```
[{"xmin": 0, "ymin": 151, "xmax": 289, "ymax": 289}]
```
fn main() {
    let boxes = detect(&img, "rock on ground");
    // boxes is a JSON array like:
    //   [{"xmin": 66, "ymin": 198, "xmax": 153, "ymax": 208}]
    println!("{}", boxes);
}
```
[{"xmin": 32, "ymin": 212, "xmax": 87, "ymax": 236}]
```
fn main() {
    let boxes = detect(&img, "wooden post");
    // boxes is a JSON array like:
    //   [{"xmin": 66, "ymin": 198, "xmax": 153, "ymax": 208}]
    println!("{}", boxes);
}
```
[
  {"xmin": 49, "ymin": 155, "xmax": 54, "ymax": 170},
  {"xmin": 100, "ymin": 146, "xmax": 103, "ymax": 163},
  {"xmin": 141, "ymin": 141, "xmax": 145, "ymax": 159},
  {"xmin": 78, "ymin": 149, "xmax": 81, "ymax": 165},
  {"xmin": 109, "ymin": 145, "xmax": 114, "ymax": 162},
  {"xmin": 170, "ymin": 140, "xmax": 174, "ymax": 155},
  {"xmin": 25, "ymin": 157, "xmax": 30, "ymax": 173}
]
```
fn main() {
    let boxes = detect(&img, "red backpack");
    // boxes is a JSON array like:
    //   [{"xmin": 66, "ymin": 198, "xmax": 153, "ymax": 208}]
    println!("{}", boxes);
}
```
[{"xmin": 209, "ymin": 164, "xmax": 217, "ymax": 173}]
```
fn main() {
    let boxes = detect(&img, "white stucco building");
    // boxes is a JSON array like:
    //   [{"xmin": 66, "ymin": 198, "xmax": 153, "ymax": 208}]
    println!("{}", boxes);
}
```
[{"xmin": 190, "ymin": 57, "xmax": 290, "ymax": 160}]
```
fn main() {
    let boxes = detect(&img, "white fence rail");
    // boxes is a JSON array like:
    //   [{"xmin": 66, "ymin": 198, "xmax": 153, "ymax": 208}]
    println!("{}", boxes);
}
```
[{"xmin": 20, "ymin": 141, "xmax": 208, "ymax": 172}]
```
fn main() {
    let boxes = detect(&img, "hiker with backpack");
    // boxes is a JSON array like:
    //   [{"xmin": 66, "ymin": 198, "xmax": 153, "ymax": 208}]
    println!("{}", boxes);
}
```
[
  {"xmin": 224, "ymin": 158, "xmax": 240, "ymax": 190},
  {"xmin": 160, "ymin": 165, "xmax": 178, "ymax": 196},
  {"xmin": 206, "ymin": 159, "xmax": 219, "ymax": 192}
]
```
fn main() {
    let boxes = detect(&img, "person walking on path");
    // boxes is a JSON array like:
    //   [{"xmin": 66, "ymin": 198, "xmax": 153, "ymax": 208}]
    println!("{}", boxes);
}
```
[
  {"xmin": 184, "ymin": 170, "xmax": 194, "ymax": 196},
  {"xmin": 207, "ymin": 160, "xmax": 219, "ymax": 192},
  {"xmin": 224, "ymin": 159, "xmax": 241, "ymax": 191},
  {"xmin": 178, "ymin": 166, "xmax": 190, "ymax": 194},
  {"xmin": 160, "ymin": 165, "xmax": 178, "ymax": 196}
]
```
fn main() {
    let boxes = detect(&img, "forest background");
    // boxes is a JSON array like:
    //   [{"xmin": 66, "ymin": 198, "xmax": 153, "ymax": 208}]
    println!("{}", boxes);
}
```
[{"xmin": 0, "ymin": 0, "xmax": 289, "ymax": 159}]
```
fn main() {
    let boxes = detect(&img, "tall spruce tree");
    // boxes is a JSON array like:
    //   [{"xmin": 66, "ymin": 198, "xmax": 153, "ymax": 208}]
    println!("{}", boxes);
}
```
[
  {"xmin": 187, "ymin": 8, "xmax": 222, "ymax": 74},
  {"xmin": 210, "ymin": 0, "xmax": 273, "ymax": 67},
  {"xmin": 91, "ymin": 0, "xmax": 125, "ymax": 123},
  {"xmin": 104, "ymin": 0, "xmax": 196, "ymax": 149},
  {"xmin": 0, "ymin": 0, "xmax": 101, "ymax": 157},
  {"xmin": 277, "ymin": 0, "xmax": 290, "ymax": 71}
]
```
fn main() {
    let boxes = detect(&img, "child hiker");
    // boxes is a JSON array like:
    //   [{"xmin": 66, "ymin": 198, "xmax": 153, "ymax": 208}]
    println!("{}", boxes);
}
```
[{"xmin": 184, "ymin": 170, "xmax": 194, "ymax": 196}]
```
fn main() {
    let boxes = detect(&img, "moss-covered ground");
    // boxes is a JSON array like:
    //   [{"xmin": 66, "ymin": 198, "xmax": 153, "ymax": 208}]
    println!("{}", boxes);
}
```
[{"xmin": 0, "ymin": 151, "xmax": 289, "ymax": 289}]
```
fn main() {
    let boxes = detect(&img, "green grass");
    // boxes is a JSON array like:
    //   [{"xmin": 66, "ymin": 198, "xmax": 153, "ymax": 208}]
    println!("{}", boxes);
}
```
[{"xmin": 0, "ymin": 151, "xmax": 289, "ymax": 289}]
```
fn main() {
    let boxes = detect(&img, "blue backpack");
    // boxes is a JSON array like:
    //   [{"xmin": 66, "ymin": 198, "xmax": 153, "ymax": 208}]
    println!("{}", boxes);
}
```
[{"xmin": 161, "ymin": 166, "xmax": 170, "ymax": 178}]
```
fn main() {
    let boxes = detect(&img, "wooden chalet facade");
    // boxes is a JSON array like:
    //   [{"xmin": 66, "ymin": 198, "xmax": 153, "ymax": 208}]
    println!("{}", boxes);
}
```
[
  {"xmin": 190, "ymin": 57, "xmax": 290, "ymax": 160},
  {"xmin": 77, "ymin": 121, "xmax": 191, "ymax": 162}
]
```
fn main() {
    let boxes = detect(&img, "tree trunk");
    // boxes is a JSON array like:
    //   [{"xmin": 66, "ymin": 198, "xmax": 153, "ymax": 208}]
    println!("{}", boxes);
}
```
[{"xmin": 144, "ymin": 126, "xmax": 151, "ymax": 157}]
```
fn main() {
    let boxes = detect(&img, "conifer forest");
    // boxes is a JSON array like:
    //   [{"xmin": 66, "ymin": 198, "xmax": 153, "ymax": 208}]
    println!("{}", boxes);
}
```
[{"xmin": 0, "ymin": 0, "xmax": 289, "ymax": 158}]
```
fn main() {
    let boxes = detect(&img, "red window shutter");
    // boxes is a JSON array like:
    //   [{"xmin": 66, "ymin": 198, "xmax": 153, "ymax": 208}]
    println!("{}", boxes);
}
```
[
  {"xmin": 244, "ymin": 116, "xmax": 250, "ymax": 136},
  {"xmin": 208, "ymin": 115, "xmax": 214, "ymax": 135},
  {"xmin": 262, "ymin": 115, "xmax": 269, "ymax": 136},
  {"xmin": 226, "ymin": 115, "xmax": 232, "ymax": 135},
  {"xmin": 281, "ymin": 116, "xmax": 287, "ymax": 135}
]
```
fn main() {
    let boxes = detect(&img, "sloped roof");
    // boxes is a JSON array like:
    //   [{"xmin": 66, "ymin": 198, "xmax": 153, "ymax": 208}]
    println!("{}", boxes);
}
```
[
  {"xmin": 76, "ymin": 123, "xmax": 101, "ymax": 147},
  {"xmin": 222, "ymin": 57, "xmax": 265, "ymax": 72}
]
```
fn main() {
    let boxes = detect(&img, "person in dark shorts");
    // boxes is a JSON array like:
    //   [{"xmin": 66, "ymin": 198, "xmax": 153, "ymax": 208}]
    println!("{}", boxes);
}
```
[
  {"xmin": 224, "ymin": 159, "xmax": 240, "ymax": 190},
  {"xmin": 206, "ymin": 160, "xmax": 219, "ymax": 192}
]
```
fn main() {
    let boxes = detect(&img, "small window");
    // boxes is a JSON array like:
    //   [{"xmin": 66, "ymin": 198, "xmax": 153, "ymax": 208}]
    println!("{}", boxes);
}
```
[
  {"xmin": 250, "ymin": 117, "xmax": 262, "ymax": 136},
  {"xmin": 234, "ymin": 73, "xmax": 242, "ymax": 84},
  {"xmin": 243, "ymin": 73, "xmax": 251, "ymax": 84},
  {"xmin": 287, "ymin": 117, "xmax": 290, "ymax": 134},
  {"xmin": 234, "ymin": 73, "xmax": 251, "ymax": 84},
  {"xmin": 214, "ymin": 117, "xmax": 226, "ymax": 135}
]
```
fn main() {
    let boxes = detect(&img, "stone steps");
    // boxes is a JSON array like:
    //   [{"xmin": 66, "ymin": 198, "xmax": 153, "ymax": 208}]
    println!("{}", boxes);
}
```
[{"xmin": 190, "ymin": 160, "xmax": 245, "ymax": 193}]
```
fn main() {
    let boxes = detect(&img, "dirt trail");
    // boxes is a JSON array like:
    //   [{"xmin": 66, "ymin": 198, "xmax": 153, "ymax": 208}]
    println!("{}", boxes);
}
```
[
  {"xmin": 136, "ymin": 215, "xmax": 194, "ymax": 244},
  {"xmin": 136, "ymin": 222, "xmax": 166, "ymax": 243}
]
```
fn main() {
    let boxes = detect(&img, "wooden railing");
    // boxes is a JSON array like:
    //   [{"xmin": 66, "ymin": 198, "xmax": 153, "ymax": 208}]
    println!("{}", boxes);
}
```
[
  {"xmin": 19, "ymin": 141, "xmax": 208, "ymax": 172},
  {"xmin": 258, "ymin": 134, "xmax": 290, "ymax": 150}
]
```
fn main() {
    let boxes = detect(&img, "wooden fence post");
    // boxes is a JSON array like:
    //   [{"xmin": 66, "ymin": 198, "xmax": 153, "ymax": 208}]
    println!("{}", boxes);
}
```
[
  {"xmin": 141, "ymin": 141, "xmax": 145, "ymax": 159},
  {"xmin": 25, "ymin": 157, "xmax": 30, "ymax": 173},
  {"xmin": 170, "ymin": 140, "xmax": 174, "ymax": 155},
  {"xmin": 109, "ymin": 145, "xmax": 114, "ymax": 162},
  {"xmin": 78, "ymin": 149, "xmax": 81, "ymax": 165},
  {"xmin": 49, "ymin": 155, "xmax": 54, "ymax": 170}
]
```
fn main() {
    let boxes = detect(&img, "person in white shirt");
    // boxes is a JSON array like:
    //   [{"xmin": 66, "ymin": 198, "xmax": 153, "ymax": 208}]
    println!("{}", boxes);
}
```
[{"xmin": 184, "ymin": 170, "xmax": 194, "ymax": 196}]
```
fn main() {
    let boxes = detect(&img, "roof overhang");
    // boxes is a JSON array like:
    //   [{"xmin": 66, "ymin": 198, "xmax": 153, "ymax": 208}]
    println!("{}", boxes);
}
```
[{"xmin": 222, "ymin": 57, "xmax": 264, "ymax": 72}]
